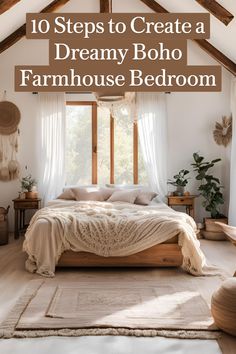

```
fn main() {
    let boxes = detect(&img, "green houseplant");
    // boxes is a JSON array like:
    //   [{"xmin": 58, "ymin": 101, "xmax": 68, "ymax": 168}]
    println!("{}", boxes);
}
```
[
  {"xmin": 21, "ymin": 175, "xmax": 37, "ymax": 199},
  {"xmin": 192, "ymin": 152, "xmax": 227, "ymax": 240},
  {"xmin": 168, "ymin": 169, "xmax": 190, "ymax": 196}
]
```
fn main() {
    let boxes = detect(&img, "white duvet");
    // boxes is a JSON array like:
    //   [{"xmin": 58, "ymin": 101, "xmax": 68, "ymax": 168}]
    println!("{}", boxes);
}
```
[{"xmin": 23, "ymin": 200, "xmax": 207, "ymax": 277}]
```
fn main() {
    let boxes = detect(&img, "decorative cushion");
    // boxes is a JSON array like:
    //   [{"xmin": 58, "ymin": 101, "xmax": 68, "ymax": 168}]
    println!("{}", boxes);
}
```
[
  {"xmin": 135, "ymin": 190, "xmax": 158, "ymax": 205},
  {"xmin": 100, "ymin": 187, "xmax": 117, "ymax": 200},
  {"xmin": 57, "ymin": 188, "xmax": 76, "ymax": 200},
  {"xmin": 57, "ymin": 186, "xmax": 116, "ymax": 202},
  {"xmin": 107, "ymin": 189, "xmax": 140, "ymax": 204},
  {"xmin": 211, "ymin": 278, "xmax": 236, "ymax": 336},
  {"xmin": 71, "ymin": 187, "xmax": 105, "ymax": 201}
]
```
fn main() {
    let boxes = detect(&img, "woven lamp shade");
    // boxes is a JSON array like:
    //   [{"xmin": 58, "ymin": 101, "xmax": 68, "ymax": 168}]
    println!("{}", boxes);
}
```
[{"xmin": 0, "ymin": 101, "xmax": 21, "ymax": 135}]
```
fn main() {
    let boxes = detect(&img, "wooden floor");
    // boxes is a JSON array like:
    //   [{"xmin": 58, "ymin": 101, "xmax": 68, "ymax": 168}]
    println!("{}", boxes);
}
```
[{"xmin": 0, "ymin": 236, "xmax": 236, "ymax": 354}]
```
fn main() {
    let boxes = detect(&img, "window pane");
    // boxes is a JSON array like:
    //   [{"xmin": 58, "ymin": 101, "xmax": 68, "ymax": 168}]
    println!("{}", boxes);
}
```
[
  {"xmin": 114, "ymin": 116, "xmax": 133, "ymax": 184},
  {"xmin": 97, "ymin": 107, "xmax": 110, "ymax": 185},
  {"xmin": 65, "ymin": 105, "xmax": 92, "ymax": 185}
]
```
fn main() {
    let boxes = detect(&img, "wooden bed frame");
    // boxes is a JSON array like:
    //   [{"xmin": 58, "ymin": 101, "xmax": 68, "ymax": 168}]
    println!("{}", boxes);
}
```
[{"xmin": 57, "ymin": 241, "xmax": 183, "ymax": 268}]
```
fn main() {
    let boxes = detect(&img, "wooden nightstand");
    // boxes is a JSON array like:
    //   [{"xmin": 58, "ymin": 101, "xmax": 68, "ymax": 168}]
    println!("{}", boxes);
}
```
[
  {"xmin": 13, "ymin": 198, "xmax": 41, "ymax": 239},
  {"xmin": 167, "ymin": 195, "xmax": 197, "ymax": 219}
]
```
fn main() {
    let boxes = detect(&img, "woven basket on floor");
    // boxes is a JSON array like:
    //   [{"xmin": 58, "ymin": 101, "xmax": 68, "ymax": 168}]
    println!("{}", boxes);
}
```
[{"xmin": 0, "ymin": 206, "xmax": 9, "ymax": 245}]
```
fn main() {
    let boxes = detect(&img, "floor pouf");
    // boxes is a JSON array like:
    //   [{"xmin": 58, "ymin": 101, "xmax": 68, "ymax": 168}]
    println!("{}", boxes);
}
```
[{"xmin": 211, "ymin": 278, "xmax": 236, "ymax": 336}]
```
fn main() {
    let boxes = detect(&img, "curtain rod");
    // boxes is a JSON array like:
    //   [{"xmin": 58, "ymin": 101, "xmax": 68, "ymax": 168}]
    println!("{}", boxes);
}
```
[
  {"xmin": 32, "ymin": 92, "xmax": 171, "ymax": 94},
  {"xmin": 32, "ymin": 92, "xmax": 92, "ymax": 94}
]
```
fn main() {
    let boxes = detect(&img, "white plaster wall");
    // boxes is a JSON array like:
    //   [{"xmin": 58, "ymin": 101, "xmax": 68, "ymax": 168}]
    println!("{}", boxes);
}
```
[
  {"xmin": 167, "ymin": 40, "xmax": 232, "ymax": 222},
  {"xmin": 0, "ymin": 0, "xmax": 233, "ymax": 229}
]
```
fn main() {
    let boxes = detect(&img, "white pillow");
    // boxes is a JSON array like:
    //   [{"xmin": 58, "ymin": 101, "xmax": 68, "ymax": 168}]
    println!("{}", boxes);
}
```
[{"xmin": 107, "ymin": 189, "xmax": 140, "ymax": 204}]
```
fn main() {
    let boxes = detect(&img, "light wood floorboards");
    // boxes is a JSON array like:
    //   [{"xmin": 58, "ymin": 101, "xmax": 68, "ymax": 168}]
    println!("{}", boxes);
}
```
[{"xmin": 0, "ymin": 236, "xmax": 235, "ymax": 353}]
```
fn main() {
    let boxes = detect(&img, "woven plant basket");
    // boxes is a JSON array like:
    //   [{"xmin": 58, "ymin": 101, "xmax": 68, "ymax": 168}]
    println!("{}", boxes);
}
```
[
  {"xmin": 0, "ymin": 220, "xmax": 8, "ymax": 245},
  {"xmin": 0, "ymin": 206, "xmax": 9, "ymax": 245}
]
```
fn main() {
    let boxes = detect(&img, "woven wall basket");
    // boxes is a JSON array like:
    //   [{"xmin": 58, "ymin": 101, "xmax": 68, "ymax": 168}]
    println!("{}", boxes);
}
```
[{"xmin": 0, "ymin": 101, "xmax": 21, "ymax": 135}]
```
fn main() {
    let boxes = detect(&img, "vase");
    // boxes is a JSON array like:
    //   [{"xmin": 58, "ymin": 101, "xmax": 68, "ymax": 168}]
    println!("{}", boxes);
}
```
[{"xmin": 174, "ymin": 186, "xmax": 184, "ymax": 196}]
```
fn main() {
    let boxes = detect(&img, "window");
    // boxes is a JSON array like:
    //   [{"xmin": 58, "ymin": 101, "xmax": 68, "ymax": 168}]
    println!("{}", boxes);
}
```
[
  {"xmin": 66, "ymin": 104, "xmax": 92, "ymax": 185},
  {"xmin": 114, "ymin": 114, "xmax": 134, "ymax": 184},
  {"xmin": 65, "ymin": 102, "xmax": 148, "ymax": 185}
]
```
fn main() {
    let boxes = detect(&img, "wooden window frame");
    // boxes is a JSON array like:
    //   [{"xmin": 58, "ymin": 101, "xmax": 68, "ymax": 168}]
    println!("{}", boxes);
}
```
[{"xmin": 66, "ymin": 101, "xmax": 139, "ymax": 185}]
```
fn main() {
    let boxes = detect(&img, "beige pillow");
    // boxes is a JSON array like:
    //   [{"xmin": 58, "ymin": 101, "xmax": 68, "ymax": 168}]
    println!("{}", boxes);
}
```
[
  {"xmin": 71, "ymin": 187, "xmax": 105, "ymax": 201},
  {"xmin": 135, "ymin": 191, "xmax": 157, "ymax": 205},
  {"xmin": 57, "ymin": 188, "xmax": 76, "ymax": 200},
  {"xmin": 100, "ymin": 187, "xmax": 117, "ymax": 200},
  {"xmin": 107, "ymin": 189, "xmax": 140, "ymax": 204}
]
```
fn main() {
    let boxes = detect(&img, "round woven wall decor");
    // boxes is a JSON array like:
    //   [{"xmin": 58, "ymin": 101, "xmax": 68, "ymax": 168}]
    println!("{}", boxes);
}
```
[
  {"xmin": 0, "ymin": 101, "xmax": 21, "ymax": 135},
  {"xmin": 213, "ymin": 115, "xmax": 232, "ymax": 147}
]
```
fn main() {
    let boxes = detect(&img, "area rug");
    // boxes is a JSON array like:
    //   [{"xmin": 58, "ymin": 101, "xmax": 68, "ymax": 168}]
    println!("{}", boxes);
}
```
[{"xmin": 0, "ymin": 279, "xmax": 220, "ymax": 339}]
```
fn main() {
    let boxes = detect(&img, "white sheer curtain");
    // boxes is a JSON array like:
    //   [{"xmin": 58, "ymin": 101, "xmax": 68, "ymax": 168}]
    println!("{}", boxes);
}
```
[
  {"xmin": 137, "ymin": 93, "xmax": 168, "ymax": 201},
  {"xmin": 38, "ymin": 93, "xmax": 66, "ymax": 205},
  {"xmin": 229, "ymin": 78, "xmax": 236, "ymax": 226}
]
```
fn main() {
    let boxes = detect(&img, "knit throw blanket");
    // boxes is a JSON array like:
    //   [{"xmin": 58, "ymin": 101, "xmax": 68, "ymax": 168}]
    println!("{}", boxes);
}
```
[{"xmin": 23, "ymin": 201, "xmax": 207, "ymax": 277}]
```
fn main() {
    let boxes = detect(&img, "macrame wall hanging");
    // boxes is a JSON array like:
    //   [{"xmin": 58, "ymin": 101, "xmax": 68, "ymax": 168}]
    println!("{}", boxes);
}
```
[
  {"xmin": 0, "ymin": 92, "xmax": 20, "ymax": 181},
  {"xmin": 95, "ymin": 92, "xmax": 137, "ymax": 122},
  {"xmin": 213, "ymin": 115, "xmax": 232, "ymax": 147}
]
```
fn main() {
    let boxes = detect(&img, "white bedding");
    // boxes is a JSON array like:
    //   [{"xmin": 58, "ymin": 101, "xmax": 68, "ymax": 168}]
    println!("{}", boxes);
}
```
[{"xmin": 23, "ymin": 200, "xmax": 207, "ymax": 277}]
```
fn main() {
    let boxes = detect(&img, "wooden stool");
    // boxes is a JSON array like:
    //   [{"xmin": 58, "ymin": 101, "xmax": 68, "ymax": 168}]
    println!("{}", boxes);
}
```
[{"xmin": 211, "ymin": 278, "xmax": 236, "ymax": 336}]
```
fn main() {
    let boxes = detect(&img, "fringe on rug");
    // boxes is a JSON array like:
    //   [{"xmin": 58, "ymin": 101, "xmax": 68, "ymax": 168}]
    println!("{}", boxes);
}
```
[
  {"xmin": 0, "ymin": 327, "xmax": 222, "ymax": 340},
  {"xmin": 0, "ymin": 279, "xmax": 44, "ymax": 338}
]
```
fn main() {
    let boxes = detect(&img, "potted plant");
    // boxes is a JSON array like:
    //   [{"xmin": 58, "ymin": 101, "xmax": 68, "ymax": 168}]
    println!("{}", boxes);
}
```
[
  {"xmin": 192, "ymin": 152, "xmax": 227, "ymax": 240},
  {"xmin": 168, "ymin": 169, "xmax": 190, "ymax": 196},
  {"xmin": 21, "ymin": 175, "xmax": 37, "ymax": 199}
]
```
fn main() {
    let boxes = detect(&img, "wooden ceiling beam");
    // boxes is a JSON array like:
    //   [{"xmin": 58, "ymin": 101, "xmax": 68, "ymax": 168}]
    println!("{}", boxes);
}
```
[
  {"xmin": 100, "ymin": 0, "xmax": 112, "ymax": 13},
  {"xmin": 0, "ymin": 0, "xmax": 70, "ymax": 54},
  {"xmin": 140, "ymin": 0, "xmax": 167, "ymax": 13},
  {"xmin": 195, "ymin": 39, "xmax": 236, "ymax": 75},
  {"xmin": 0, "ymin": 0, "xmax": 21, "ymax": 15},
  {"xmin": 140, "ymin": 0, "xmax": 236, "ymax": 76},
  {"xmin": 195, "ymin": 0, "xmax": 234, "ymax": 26}
]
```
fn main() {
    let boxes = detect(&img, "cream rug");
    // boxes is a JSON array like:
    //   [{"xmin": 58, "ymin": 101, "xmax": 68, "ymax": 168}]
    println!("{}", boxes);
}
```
[{"xmin": 0, "ymin": 279, "xmax": 220, "ymax": 339}]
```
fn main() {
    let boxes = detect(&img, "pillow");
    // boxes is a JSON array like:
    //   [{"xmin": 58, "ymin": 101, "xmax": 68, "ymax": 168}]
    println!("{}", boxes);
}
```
[
  {"xmin": 100, "ymin": 187, "xmax": 117, "ymax": 200},
  {"xmin": 107, "ymin": 189, "xmax": 140, "ymax": 204},
  {"xmin": 106, "ymin": 184, "xmax": 144, "ymax": 189},
  {"xmin": 57, "ymin": 188, "xmax": 76, "ymax": 200},
  {"xmin": 135, "ymin": 190, "xmax": 157, "ymax": 205},
  {"xmin": 71, "ymin": 187, "xmax": 105, "ymax": 201}
]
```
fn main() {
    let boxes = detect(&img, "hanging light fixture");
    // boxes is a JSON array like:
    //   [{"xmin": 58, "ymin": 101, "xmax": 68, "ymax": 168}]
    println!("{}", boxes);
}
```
[{"xmin": 96, "ymin": 92, "xmax": 125, "ymax": 102}]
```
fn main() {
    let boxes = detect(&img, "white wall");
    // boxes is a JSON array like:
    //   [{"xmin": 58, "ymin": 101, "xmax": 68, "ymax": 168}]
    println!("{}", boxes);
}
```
[
  {"xmin": 167, "ymin": 41, "xmax": 232, "ymax": 222},
  {"xmin": 0, "ymin": 0, "xmax": 233, "ymax": 229}
]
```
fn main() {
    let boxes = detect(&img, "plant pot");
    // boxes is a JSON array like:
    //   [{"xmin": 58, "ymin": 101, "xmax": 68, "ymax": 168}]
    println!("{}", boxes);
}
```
[
  {"xmin": 203, "ymin": 217, "xmax": 228, "ymax": 240},
  {"xmin": 25, "ymin": 191, "xmax": 37, "ymax": 199},
  {"xmin": 174, "ymin": 186, "xmax": 184, "ymax": 196}
]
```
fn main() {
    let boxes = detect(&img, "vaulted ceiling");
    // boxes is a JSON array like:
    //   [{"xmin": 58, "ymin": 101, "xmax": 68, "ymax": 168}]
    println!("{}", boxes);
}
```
[{"xmin": 0, "ymin": 0, "xmax": 235, "ymax": 75}]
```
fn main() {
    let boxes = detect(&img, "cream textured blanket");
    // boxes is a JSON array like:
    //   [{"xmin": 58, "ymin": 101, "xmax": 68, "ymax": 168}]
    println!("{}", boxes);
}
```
[{"xmin": 23, "ymin": 201, "xmax": 206, "ymax": 277}]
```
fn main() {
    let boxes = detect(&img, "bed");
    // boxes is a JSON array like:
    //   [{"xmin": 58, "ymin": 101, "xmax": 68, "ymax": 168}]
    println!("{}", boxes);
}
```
[
  {"xmin": 58, "ymin": 236, "xmax": 182, "ymax": 268},
  {"xmin": 23, "ymin": 196, "xmax": 206, "ymax": 278}
]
